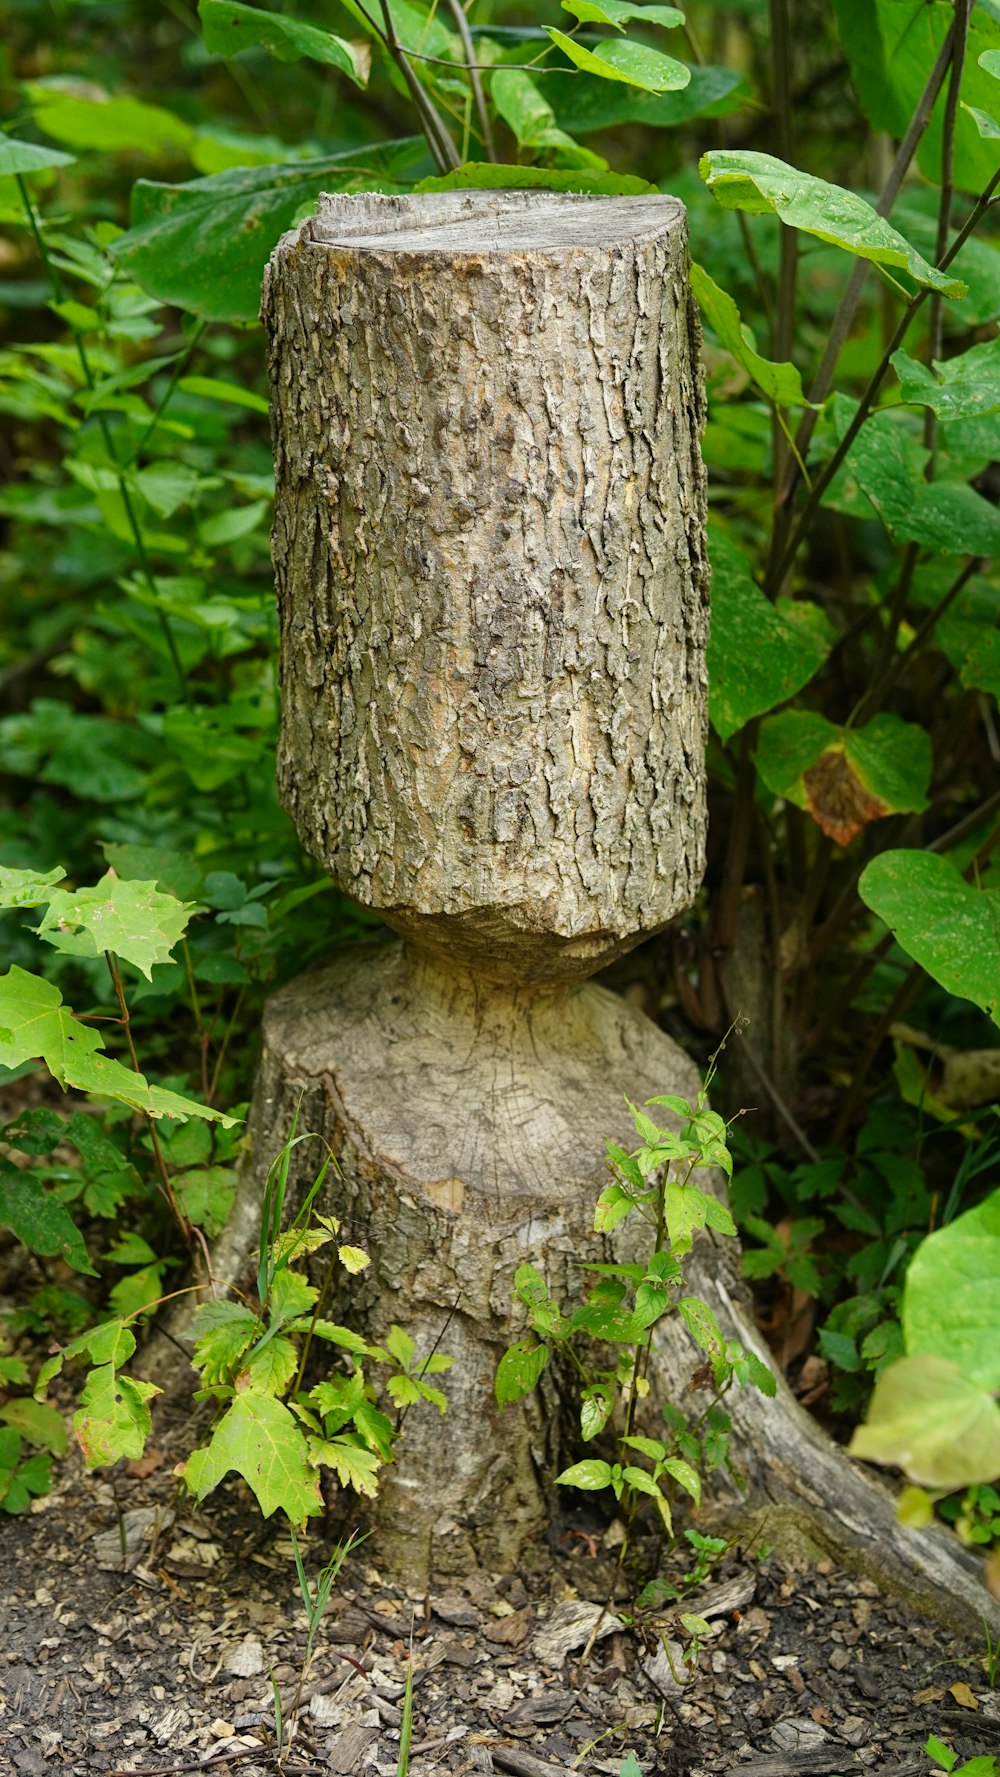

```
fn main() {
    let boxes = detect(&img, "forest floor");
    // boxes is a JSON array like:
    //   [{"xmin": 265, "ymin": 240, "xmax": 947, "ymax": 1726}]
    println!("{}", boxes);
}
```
[{"xmin": 2, "ymin": 1396, "xmax": 999, "ymax": 1777}]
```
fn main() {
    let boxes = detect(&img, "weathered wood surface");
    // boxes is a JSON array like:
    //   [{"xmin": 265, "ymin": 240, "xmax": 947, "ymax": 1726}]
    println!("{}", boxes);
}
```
[
  {"xmin": 262, "ymin": 190, "xmax": 709, "ymax": 981},
  {"xmin": 242, "ymin": 939, "xmax": 706, "ymax": 1583},
  {"xmin": 241, "ymin": 189, "xmax": 1000, "ymax": 1631}
]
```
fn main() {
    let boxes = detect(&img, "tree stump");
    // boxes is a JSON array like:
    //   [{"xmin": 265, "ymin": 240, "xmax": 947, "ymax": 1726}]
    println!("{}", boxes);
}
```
[{"xmin": 237, "ymin": 189, "xmax": 999, "ymax": 1629}]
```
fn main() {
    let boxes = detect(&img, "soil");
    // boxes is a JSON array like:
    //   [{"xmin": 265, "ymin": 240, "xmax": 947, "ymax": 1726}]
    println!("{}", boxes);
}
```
[{"xmin": 2, "ymin": 1398, "xmax": 998, "ymax": 1777}]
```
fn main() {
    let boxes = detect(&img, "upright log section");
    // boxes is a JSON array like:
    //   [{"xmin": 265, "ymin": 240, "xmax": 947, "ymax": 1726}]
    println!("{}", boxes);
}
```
[
  {"xmin": 257, "ymin": 189, "xmax": 707, "ymax": 1581},
  {"xmin": 254, "ymin": 190, "xmax": 998, "ymax": 1629}
]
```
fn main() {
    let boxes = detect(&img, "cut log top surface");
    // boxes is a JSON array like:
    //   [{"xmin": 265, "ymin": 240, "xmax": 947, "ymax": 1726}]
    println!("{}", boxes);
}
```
[{"xmin": 309, "ymin": 188, "xmax": 686, "ymax": 255}]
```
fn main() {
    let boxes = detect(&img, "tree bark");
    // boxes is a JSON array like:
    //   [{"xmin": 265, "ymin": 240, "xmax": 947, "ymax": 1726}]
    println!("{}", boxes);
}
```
[
  {"xmin": 227, "ymin": 190, "xmax": 1000, "ymax": 1632},
  {"xmin": 262, "ymin": 190, "xmax": 709, "ymax": 981}
]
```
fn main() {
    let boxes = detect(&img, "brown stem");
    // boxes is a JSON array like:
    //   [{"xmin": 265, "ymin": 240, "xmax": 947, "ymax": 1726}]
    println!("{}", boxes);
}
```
[
  {"xmin": 442, "ymin": 0, "xmax": 496, "ymax": 162},
  {"xmin": 104, "ymin": 952, "xmax": 209, "ymax": 1282},
  {"xmin": 713, "ymin": 727, "xmax": 758, "ymax": 953},
  {"xmin": 925, "ymin": 1, "xmax": 971, "ymax": 470},
  {"xmin": 779, "ymin": 20, "xmax": 958, "ymax": 509},
  {"xmin": 766, "ymin": 165, "xmax": 1000, "ymax": 598}
]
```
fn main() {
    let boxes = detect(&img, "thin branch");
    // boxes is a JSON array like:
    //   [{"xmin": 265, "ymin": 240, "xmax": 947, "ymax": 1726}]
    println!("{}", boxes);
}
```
[
  {"xmin": 925, "ymin": 0, "xmax": 971, "ymax": 469},
  {"xmin": 442, "ymin": 0, "xmax": 497, "ymax": 162},
  {"xmin": 778, "ymin": 20, "xmax": 958, "ymax": 515},
  {"xmin": 765, "ymin": 166, "xmax": 1000, "ymax": 597},
  {"xmin": 377, "ymin": 0, "xmax": 459, "ymax": 172}
]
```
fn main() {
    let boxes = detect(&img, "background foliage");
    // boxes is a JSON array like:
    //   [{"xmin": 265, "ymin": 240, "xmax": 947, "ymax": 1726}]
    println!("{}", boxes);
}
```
[{"xmin": 0, "ymin": 0, "xmax": 998, "ymax": 1536}]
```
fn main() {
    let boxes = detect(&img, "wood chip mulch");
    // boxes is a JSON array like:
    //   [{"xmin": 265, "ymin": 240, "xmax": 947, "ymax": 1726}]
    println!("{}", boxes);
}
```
[{"xmin": 2, "ymin": 1433, "xmax": 998, "ymax": 1777}]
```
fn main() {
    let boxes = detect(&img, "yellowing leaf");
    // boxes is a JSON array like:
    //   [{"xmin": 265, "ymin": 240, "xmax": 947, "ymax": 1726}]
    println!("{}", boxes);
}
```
[
  {"xmin": 948, "ymin": 1682, "xmax": 979, "ymax": 1710},
  {"xmin": 849, "ymin": 1354, "xmax": 1000, "ymax": 1489},
  {"xmin": 74, "ymin": 1365, "xmax": 161, "ymax": 1467}
]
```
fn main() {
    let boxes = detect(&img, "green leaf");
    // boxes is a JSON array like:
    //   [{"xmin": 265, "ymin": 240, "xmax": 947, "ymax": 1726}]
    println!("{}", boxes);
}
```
[
  {"xmin": 307, "ymin": 1320, "xmax": 370, "ymax": 1355},
  {"xmin": 180, "ymin": 1392, "xmax": 323, "ymax": 1522},
  {"xmin": 893, "ymin": 339, "xmax": 1000, "ymax": 422},
  {"xmin": 309, "ymin": 1436, "xmax": 381, "ymax": 1498},
  {"xmin": 706, "ymin": 530, "xmax": 827, "ymax": 742},
  {"xmin": 556, "ymin": 1458, "xmax": 614, "ymax": 1490},
  {"xmin": 963, "ymin": 103, "xmax": 1000, "ymax": 138},
  {"xmin": 548, "ymin": 62, "xmax": 743, "ymax": 133},
  {"xmin": 74, "ymin": 1364, "xmax": 160, "ymax": 1467},
  {"xmin": 241, "ymin": 1335, "xmax": 297, "ymax": 1396},
  {"xmin": 692, "ymin": 263, "xmax": 814, "ymax": 409},
  {"xmin": 561, "ymin": 0, "xmax": 684, "ymax": 25},
  {"xmin": 678, "ymin": 1296, "xmax": 724, "ymax": 1354},
  {"xmin": 177, "ymin": 374, "xmax": 270, "ymax": 414},
  {"xmin": 28, "ymin": 90, "xmax": 194, "ymax": 156},
  {"xmin": 35, "ymin": 872, "xmax": 193, "ymax": 979},
  {"xmin": 662, "ymin": 1456, "xmax": 701, "ymax": 1506},
  {"xmin": 834, "ymin": 0, "xmax": 1000, "ymax": 198},
  {"xmin": 0, "ymin": 128, "xmax": 76, "ymax": 176},
  {"xmin": 112, "ymin": 140, "xmax": 425, "ymax": 322},
  {"xmin": 0, "ymin": 1160, "xmax": 96, "ymax": 1277},
  {"xmin": 0, "ymin": 864, "xmax": 66, "ymax": 910},
  {"xmin": 192, "ymin": 1300, "xmax": 260, "ymax": 1385},
  {"xmin": 755, "ymin": 712, "xmax": 931, "ymax": 846},
  {"xmin": 903, "ymin": 1189, "xmax": 1000, "ymax": 1391},
  {"xmin": 495, "ymin": 1340, "xmax": 548, "ymax": 1406},
  {"xmin": 547, "ymin": 27, "xmax": 690, "ymax": 92},
  {"xmin": 580, "ymin": 1389, "xmax": 613, "ymax": 1440},
  {"xmin": 858, "ymin": 851, "xmax": 1000, "ymax": 1026},
  {"xmin": 0, "ymin": 1398, "xmax": 67, "ymax": 1455},
  {"xmin": 849, "ymin": 1353, "xmax": 1000, "ymax": 1489},
  {"xmin": 175, "ymin": 1166, "xmax": 237, "ymax": 1239},
  {"xmin": 0, "ymin": 966, "xmax": 237, "ymax": 1124},
  {"xmin": 960, "ymin": 628, "xmax": 1000, "ymax": 702},
  {"xmin": 417, "ymin": 162, "xmax": 655, "ymax": 196},
  {"xmin": 700, "ymin": 150, "xmax": 966, "ymax": 298},
  {"xmin": 829, "ymin": 400, "xmax": 1000, "ymax": 556},
  {"xmin": 199, "ymin": 0, "xmax": 366, "ymax": 86},
  {"xmin": 490, "ymin": 70, "xmax": 606, "ymax": 170},
  {"xmin": 594, "ymin": 1183, "xmax": 636, "ymax": 1232}
]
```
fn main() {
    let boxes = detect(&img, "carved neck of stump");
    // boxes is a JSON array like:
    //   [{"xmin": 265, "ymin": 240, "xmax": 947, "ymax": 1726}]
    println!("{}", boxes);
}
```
[{"xmin": 263, "ymin": 190, "xmax": 709, "ymax": 984}]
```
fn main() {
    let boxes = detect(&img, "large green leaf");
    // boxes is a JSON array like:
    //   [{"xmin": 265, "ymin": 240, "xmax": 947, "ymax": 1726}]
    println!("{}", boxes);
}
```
[
  {"xmin": 700, "ymin": 150, "xmax": 966, "ymax": 298},
  {"xmin": 417, "ymin": 163, "xmax": 655, "ymax": 195},
  {"xmin": 692, "ymin": 262, "xmax": 814, "ymax": 408},
  {"xmin": 74, "ymin": 1364, "xmax": 160, "ymax": 1468},
  {"xmin": 755, "ymin": 712, "xmax": 931, "ymax": 845},
  {"xmin": 893, "ymin": 338, "xmax": 1000, "ymax": 423},
  {"xmin": 0, "ymin": 1161, "xmax": 96, "ymax": 1276},
  {"xmin": 903, "ymin": 1189, "xmax": 1000, "ymax": 1391},
  {"xmin": 0, "ymin": 966, "xmax": 236, "ymax": 1122},
  {"xmin": 561, "ymin": 0, "xmax": 685, "ymax": 26},
  {"xmin": 833, "ymin": 0, "xmax": 1000, "ymax": 197},
  {"xmin": 849, "ymin": 1353, "xmax": 1000, "ymax": 1488},
  {"xmin": 34, "ymin": 873, "xmax": 193, "ymax": 979},
  {"xmin": 111, "ymin": 140, "xmax": 426, "ymax": 322},
  {"xmin": 27, "ymin": 88, "xmax": 195, "ymax": 156},
  {"xmin": 0, "ymin": 865, "xmax": 66, "ymax": 910},
  {"xmin": 199, "ymin": 0, "xmax": 365, "ymax": 85},
  {"xmin": 547, "ymin": 27, "xmax": 690, "ymax": 91},
  {"xmin": 706, "ymin": 531, "xmax": 827, "ymax": 742},
  {"xmin": 0, "ymin": 128, "xmax": 75, "ymax": 176},
  {"xmin": 858, "ymin": 850, "xmax": 1000, "ymax": 1026},
  {"xmin": 179, "ymin": 1392, "xmax": 324, "ymax": 1523},
  {"xmin": 830, "ymin": 402, "xmax": 1000, "ymax": 557},
  {"xmin": 490, "ymin": 71, "xmax": 607, "ymax": 170},
  {"xmin": 549, "ymin": 63, "xmax": 743, "ymax": 133}
]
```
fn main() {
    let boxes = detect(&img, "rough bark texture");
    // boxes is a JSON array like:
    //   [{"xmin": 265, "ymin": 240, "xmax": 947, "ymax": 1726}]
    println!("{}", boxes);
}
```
[
  {"xmin": 246, "ymin": 191, "xmax": 998, "ymax": 1632},
  {"xmin": 240, "ymin": 940, "xmax": 706, "ymax": 1586},
  {"xmin": 230, "ymin": 939, "xmax": 998, "ymax": 1631},
  {"xmin": 262, "ymin": 191, "xmax": 709, "ymax": 981}
]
